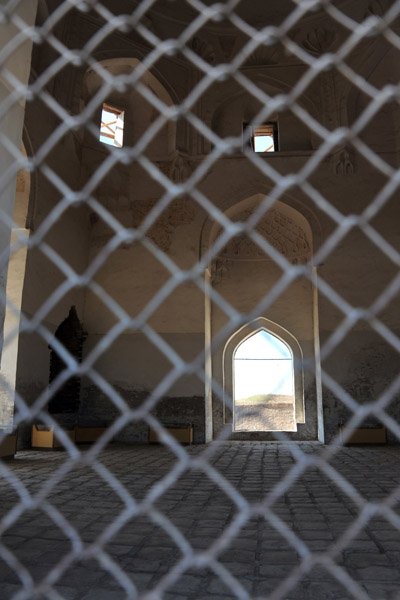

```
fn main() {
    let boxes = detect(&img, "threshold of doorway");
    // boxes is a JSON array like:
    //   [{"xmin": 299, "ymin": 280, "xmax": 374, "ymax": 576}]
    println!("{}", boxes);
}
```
[
  {"xmin": 228, "ymin": 432, "xmax": 321, "ymax": 443},
  {"xmin": 223, "ymin": 439, "xmax": 323, "ymax": 444}
]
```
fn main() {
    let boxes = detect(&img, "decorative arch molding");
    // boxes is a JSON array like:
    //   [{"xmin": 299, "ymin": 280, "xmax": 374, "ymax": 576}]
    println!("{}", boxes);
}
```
[
  {"xmin": 210, "ymin": 77, "xmax": 318, "ymax": 142},
  {"xmin": 344, "ymin": 45, "xmax": 400, "ymax": 157},
  {"xmin": 82, "ymin": 57, "xmax": 175, "ymax": 108},
  {"xmin": 202, "ymin": 194, "xmax": 323, "ymax": 442},
  {"xmin": 212, "ymin": 204, "xmax": 312, "ymax": 266},
  {"xmin": 341, "ymin": 42, "xmax": 398, "ymax": 128},
  {"xmin": 223, "ymin": 317, "xmax": 305, "ymax": 428},
  {"xmin": 200, "ymin": 193, "xmax": 321, "ymax": 270},
  {"xmin": 86, "ymin": 50, "xmax": 182, "ymax": 108}
]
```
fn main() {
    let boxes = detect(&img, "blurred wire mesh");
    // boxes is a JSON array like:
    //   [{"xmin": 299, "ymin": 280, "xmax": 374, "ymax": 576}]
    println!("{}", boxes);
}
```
[{"xmin": 1, "ymin": 0, "xmax": 400, "ymax": 599}]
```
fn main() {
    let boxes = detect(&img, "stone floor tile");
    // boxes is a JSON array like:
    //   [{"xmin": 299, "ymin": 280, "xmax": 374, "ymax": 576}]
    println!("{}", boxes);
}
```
[
  {"xmin": 259, "ymin": 550, "xmax": 298, "ymax": 564},
  {"xmin": 355, "ymin": 566, "xmax": 400, "ymax": 581},
  {"xmin": 2, "ymin": 584, "xmax": 21, "ymax": 598},
  {"xmin": 219, "ymin": 562, "xmax": 255, "ymax": 577},
  {"xmin": 167, "ymin": 574, "xmax": 203, "ymax": 594},
  {"xmin": 304, "ymin": 581, "xmax": 353, "ymax": 600},
  {"xmin": 344, "ymin": 540, "xmax": 381, "ymax": 552},
  {"xmin": 219, "ymin": 549, "xmax": 256, "ymax": 563},
  {"xmin": 345, "ymin": 552, "xmax": 393, "ymax": 568},
  {"xmin": 259, "ymin": 563, "xmax": 295, "ymax": 578},
  {"xmin": 50, "ymin": 586, "xmax": 80, "ymax": 600},
  {"xmin": 2, "ymin": 444, "xmax": 400, "ymax": 599},
  {"xmin": 362, "ymin": 582, "xmax": 400, "ymax": 600},
  {"xmin": 58, "ymin": 564, "xmax": 109, "ymax": 588},
  {"xmin": 253, "ymin": 577, "xmax": 305, "ymax": 598},
  {"xmin": 207, "ymin": 574, "xmax": 252, "ymax": 595},
  {"xmin": 122, "ymin": 558, "xmax": 164, "ymax": 573},
  {"xmin": 81, "ymin": 589, "xmax": 124, "ymax": 600}
]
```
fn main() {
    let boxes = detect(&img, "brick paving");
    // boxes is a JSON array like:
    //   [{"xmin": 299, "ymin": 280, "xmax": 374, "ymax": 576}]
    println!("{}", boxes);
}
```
[{"xmin": 1, "ymin": 442, "xmax": 400, "ymax": 599}]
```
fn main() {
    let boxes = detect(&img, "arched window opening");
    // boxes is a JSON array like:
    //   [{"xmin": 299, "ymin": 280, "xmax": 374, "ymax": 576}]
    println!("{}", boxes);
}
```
[
  {"xmin": 233, "ymin": 330, "xmax": 296, "ymax": 432},
  {"xmin": 99, "ymin": 103, "xmax": 124, "ymax": 147},
  {"xmin": 83, "ymin": 58, "xmax": 176, "ymax": 158}
]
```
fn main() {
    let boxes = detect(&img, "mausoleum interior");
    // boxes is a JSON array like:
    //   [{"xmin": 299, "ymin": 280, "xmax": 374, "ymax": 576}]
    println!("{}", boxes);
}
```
[
  {"xmin": 1, "ymin": 0, "xmax": 398, "ymax": 449},
  {"xmin": 2, "ymin": 2, "xmax": 400, "ymax": 600}
]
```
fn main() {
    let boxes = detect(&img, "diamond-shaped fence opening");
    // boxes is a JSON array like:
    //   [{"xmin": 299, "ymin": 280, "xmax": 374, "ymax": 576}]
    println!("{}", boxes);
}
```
[{"xmin": 1, "ymin": 1, "xmax": 400, "ymax": 599}]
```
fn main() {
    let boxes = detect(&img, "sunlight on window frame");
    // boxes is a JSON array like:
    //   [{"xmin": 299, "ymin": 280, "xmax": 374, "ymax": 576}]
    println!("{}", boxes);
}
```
[
  {"xmin": 100, "ymin": 103, "xmax": 124, "ymax": 147},
  {"xmin": 246, "ymin": 123, "xmax": 278, "ymax": 153}
]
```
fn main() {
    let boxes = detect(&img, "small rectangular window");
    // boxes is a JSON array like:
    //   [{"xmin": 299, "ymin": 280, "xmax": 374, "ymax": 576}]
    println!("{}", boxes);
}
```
[
  {"xmin": 244, "ymin": 122, "xmax": 279, "ymax": 153},
  {"xmin": 99, "ymin": 103, "xmax": 124, "ymax": 147}
]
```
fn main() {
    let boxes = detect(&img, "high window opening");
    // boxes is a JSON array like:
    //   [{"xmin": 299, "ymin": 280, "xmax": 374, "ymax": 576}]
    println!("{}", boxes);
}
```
[
  {"xmin": 245, "ymin": 123, "xmax": 279, "ymax": 152},
  {"xmin": 233, "ymin": 330, "xmax": 296, "ymax": 431},
  {"xmin": 99, "ymin": 103, "xmax": 124, "ymax": 147}
]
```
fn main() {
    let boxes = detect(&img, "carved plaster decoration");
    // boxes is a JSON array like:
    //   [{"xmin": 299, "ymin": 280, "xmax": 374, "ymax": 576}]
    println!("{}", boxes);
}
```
[
  {"xmin": 365, "ymin": 0, "xmax": 387, "ymax": 18},
  {"xmin": 321, "ymin": 71, "xmax": 340, "ymax": 132},
  {"xmin": 169, "ymin": 154, "xmax": 192, "ymax": 183},
  {"xmin": 140, "ymin": 15, "xmax": 158, "ymax": 35},
  {"xmin": 211, "ymin": 258, "xmax": 229, "ymax": 284},
  {"xmin": 218, "ymin": 35, "xmax": 237, "ymax": 61},
  {"xmin": 189, "ymin": 36, "xmax": 216, "ymax": 64},
  {"xmin": 243, "ymin": 46, "xmax": 279, "ymax": 67},
  {"xmin": 334, "ymin": 148, "xmax": 355, "ymax": 176},
  {"xmin": 131, "ymin": 196, "xmax": 196, "ymax": 252},
  {"xmin": 305, "ymin": 65, "xmax": 341, "ymax": 135},
  {"xmin": 214, "ymin": 207, "xmax": 311, "ymax": 266},
  {"xmin": 93, "ymin": 166, "xmax": 126, "ymax": 198},
  {"xmin": 156, "ymin": 161, "xmax": 171, "ymax": 177},
  {"xmin": 101, "ymin": 195, "xmax": 130, "ymax": 212},
  {"xmin": 89, "ymin": 212, "xmax": 99, "ymax": 228},
  {"xmin": 90, "ymin": 194, "xmax": 195, "ymax": 252},
  {"xmin": 302, "ymin": 27, "xmax": 336, "ymax": 56}
]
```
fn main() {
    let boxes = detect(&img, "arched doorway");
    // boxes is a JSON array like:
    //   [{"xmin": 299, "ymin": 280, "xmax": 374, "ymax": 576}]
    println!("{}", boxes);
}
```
[
  {"xmin": 201, "ymin": 195, "xmax": 323, "ymax": 441},
  {"xmin": 233, "ymin": 329, "xmax": 295, "ymax": 432},
  {"xmin": 222, "ymin": 317, "xmax": 306, "ymax": 440}
]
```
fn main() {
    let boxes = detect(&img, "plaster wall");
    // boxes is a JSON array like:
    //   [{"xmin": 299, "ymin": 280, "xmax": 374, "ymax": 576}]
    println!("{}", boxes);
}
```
[
  {"xmin": 210, "ymin": 260, "xmax": 317, "ymax": 441},
  {"xmin": 14, "ymin": 91, "xmax": 91, "ymax": 417},
  {"xmin": 9, "ymin": 0, "xmax": 400, "ymax": 445},
  {"xmin": 78, "ymin": 146, "xmax": 399, "ymax": 444}
]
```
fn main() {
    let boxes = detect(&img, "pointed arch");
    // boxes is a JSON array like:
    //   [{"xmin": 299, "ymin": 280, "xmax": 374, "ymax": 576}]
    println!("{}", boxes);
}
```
[
  {"xmin": 199, "ymin": 193, "xmax": 321, "ymax": 263},
  {"xmin": 233, "ymin": 329, "xmax": 295, "ymax": 431},
  {"xmin": 223, "ymin": 317, "xmax": 305, "ymax": 430},
  {"xmin": 202, "ymin": 193, "xmax": 323, "ymax": 442}
]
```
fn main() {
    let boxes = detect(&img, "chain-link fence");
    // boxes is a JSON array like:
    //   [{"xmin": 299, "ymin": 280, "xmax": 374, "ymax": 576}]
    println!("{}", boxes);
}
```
[{"xmin": 1, "ymin": 0, "xmax": 400, "ymax": 598}]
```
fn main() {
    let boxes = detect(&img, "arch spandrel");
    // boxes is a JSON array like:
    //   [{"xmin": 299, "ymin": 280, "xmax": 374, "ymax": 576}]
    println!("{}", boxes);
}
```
[
  {"xmin": 216, "ymin": 206, "xmax": 312, "ymax": 264},
  {"xmin": 200, "ymin": 194, "xmax": 320, "ymax": 268}
]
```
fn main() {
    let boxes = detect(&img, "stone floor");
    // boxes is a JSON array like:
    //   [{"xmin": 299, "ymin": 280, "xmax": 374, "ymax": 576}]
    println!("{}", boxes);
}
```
[{"xmin": 1, "ymin": 442, "xmax": 400, "ymax": 600}]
